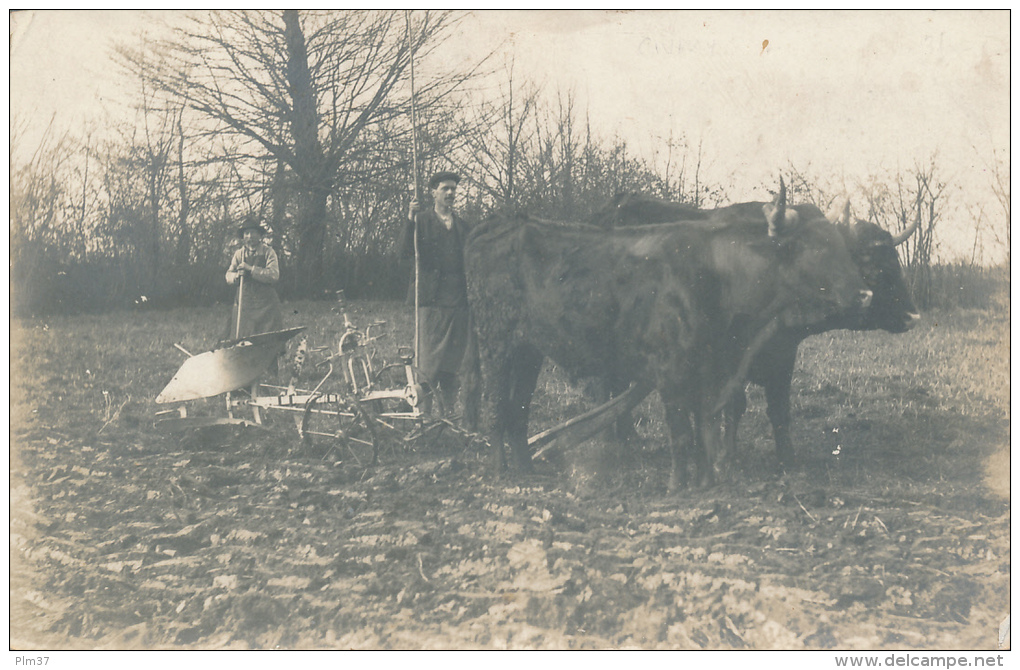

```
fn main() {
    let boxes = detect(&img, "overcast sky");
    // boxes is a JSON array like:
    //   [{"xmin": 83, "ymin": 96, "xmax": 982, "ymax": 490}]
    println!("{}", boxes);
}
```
[
  {"xmin": 437, "ymin": 11, "xmax": 1008, "ymax": 208},
  {"xmin": 10, "ymin": 9, "xmax": 1011, "ymax": 261}
]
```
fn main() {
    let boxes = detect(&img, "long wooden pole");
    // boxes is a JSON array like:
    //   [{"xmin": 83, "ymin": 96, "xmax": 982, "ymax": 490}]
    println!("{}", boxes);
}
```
[
  {"xmin": 228, "ymin": 245, "xmax": 246, "ymax": 419},
  {"xmin": 406, "ymin": 11, "xmax": 422, "ymax": 363},
  {"xmin": 234, "ymin": 246, "xmax": 246, "ymax": 340}
]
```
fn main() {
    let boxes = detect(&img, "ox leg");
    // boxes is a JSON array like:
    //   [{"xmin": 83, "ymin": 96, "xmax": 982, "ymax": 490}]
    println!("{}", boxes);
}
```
[
  {"xmin": 501, "ymin": 345, "xmax": 544, "ymax": 474},
  {"xmin": 460, "ymin": 322, "xmax": 482, "ymax": 432},
  {"xmin": 609, "ymin": 373, "xmax": 641, "ymax": 445},
  {"xmin": 692, "ymin": 401, "xmax": 720, "ymax": 488},
  {"xmin": 723, "ymin": 387, "xmax": 748, "ymax": 462},
  {"xmin": 660, "ymin": 389, "xmax": 693, "ymax": 491},
  {"xmin": 764, "ymin": 373, "xmax": 795, "ymax": 469},
  {"xmin": 596, "ymin": 372, "xmax": 640, "ymax": 468},
  {"xmin": 762, "ymin": 344, "xmax": 797, "ymax": 469},
  {"xmin": 488, "ymin": 380, "xmax": 509, "ymax": 474},
  {"xmin": 479, "ymin": 342, "xmax": 513, "ymax": 474}
]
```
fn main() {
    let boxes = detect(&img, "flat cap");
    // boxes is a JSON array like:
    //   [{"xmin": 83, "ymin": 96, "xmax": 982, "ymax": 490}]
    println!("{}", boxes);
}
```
[{"xmin": 428, "ymin": 171, "xmax": 461, "ymax": 190}]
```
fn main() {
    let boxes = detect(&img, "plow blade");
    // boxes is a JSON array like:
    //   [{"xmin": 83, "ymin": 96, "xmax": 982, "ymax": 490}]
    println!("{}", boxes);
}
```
[
  {"xmin": 529, "ymin": 381, "xmax": 653, "ymax": 460},
  {"xmin": 154, "ymin": 416, "xmax": 265, "ymax": 433},
  {"xmin": 155, "ymin": 327, "xmax": 305, "ymax": 403}
]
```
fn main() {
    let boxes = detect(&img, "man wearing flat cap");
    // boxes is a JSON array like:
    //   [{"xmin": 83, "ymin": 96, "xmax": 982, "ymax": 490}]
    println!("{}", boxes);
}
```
[
  {"xmin": 401, "ymin": 171, "xmax": 476, "ymax": 417},
  {"xmin": 225, "ymin": 215, "xmax": 283, "ymax": 339}
]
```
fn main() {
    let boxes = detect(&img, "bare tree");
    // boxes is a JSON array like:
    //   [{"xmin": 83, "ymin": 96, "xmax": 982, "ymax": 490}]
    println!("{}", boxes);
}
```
[
  {"xmin": 555, "ymin": 90, "xmax": 579, "ymax": 216},
  {"xmin": 132, "ymin": 86, "xmax": 182, "ymax": 292},
  {"xmin": 657, "ymin": 130, "xmax": 711, "ymax": 206},
  {"xmin": 174, "ymin": 113, "xmax": 191, "ymax": 272},
  {"xmin": 10, "ymin": 115, "xmax": 121, "ymax": 311},
  {"xmin": 526, "ymin": 88, "xmax": 600, "ymax": 218},
  {"xmin": 11, "ymin": 115, "xmax": 71, "ymax": 312},
  {"xmin": 987, "ymin": 146, "xmax": 1010, "ymax": 266},
  {"xmin": 462, "ymin": 58, "xmax": 539, "ymax": 210},
  {"xmin": 782, "ymin": 164, "xmax": 848, "ymax": 215},
  {"xmin": 123, "ymin": 9, "xmax": 470, "ymax": 296},
  {"xmin": 458, "ymin": 82, "xmax": 684, "ymax": 221},
  {"xmin": 901, "ymin": 157, "xmax": 945, "ymax": 282},
  {"xmin": 857, "ymin": 156, "xmax": 945, "ymax": 308}
]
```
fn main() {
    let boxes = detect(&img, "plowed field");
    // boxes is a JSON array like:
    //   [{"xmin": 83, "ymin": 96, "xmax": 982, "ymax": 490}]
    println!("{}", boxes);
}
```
[{"xmin": 10, "ymin": 301, "xmax": 1009, "ymax": 650}]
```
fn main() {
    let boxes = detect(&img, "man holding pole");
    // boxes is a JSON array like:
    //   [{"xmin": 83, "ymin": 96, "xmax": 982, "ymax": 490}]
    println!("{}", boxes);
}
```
[
  {"xmin": 225, "ymin": 216, "xmax": 283, "ymax": 340},
  {"xmin": 401, "ymin": 171, "xmax": 475, "ymax": 418}
]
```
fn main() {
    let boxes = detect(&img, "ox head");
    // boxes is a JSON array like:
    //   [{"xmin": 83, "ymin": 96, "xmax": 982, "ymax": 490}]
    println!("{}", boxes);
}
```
[
  {"xmin": 829, "ymin": 200, "xmax": 922, "ymax": 333},
  {"xmin": 761, "ymin": 179, "xmax": 874, "ymax": 332}
]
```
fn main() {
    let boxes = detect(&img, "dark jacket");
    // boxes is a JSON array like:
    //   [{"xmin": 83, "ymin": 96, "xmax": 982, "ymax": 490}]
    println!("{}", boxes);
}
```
[{"xmin": 400, "ymin": 208, "xmax": 470, "ymax": 307}]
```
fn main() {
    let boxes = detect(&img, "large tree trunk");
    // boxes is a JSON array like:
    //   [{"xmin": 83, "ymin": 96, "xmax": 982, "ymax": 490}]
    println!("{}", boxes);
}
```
[
  {"xmin": 295, "ymin": 187, "xmax": 329, "ymax": 295},
  {"xmin": 283, "ymin": 9, "xmax": 329, "ymax": 297}
]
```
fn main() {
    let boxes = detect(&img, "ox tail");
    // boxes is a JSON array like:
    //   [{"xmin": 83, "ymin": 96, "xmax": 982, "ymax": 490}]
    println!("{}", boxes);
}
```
[{"xmin": 712, "ymin": 318, "xmax": 781, "ymax": 416}]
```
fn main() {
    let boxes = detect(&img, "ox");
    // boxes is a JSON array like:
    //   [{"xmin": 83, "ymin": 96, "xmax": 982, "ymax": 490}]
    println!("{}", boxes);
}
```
[
  {"xmin": 592, "ymin": 192, "xmax": 921, "ymax": 465},
  {"xmin": 464, "ymin": 182, "xmax": 873, "ymax": 487}
]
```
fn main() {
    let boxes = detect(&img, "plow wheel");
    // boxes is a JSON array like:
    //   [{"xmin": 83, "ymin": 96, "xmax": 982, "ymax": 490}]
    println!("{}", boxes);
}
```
[
  {"xmin": 300, "ymin": 395, "xmax": 380, "ymax": 467},
  {"xmin": 370, "ymin": 363, "xmax": 443, "ymax": 416},
  {"xmin": 371, "ymin": 363, "xmax": 448, "ymax": 451}
]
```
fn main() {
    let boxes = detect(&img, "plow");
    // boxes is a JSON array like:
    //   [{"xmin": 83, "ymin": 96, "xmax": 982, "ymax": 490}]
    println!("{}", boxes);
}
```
[
  {"xmin": 155, "ymin": 313, "xmax": 458, "ymax": 466},
  {"xmin": 154, "ymin": 311, "xmax": 651, "ymax": 468}
]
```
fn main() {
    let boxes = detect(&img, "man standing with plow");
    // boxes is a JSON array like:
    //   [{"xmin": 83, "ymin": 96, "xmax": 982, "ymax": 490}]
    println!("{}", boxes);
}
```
[
  {"xmin": 402, "ymin": 171, "xmax": 476, "ymax": 419},
  {"xmin": 225, "ymin": 216, "xmax": 285, "ymax": 381},
  {"xmin": 226, "ymin": 215, "xmax": 283, "ymax": 340},
  {"xmin": 155, "ymin": 216, "xmax": 298, "ymax": 413}
]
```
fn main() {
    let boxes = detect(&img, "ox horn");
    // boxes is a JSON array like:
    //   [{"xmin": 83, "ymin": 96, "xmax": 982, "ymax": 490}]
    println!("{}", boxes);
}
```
[
  {"xmin": 828, "ymin": 199, "xmax": 856, "ymax": 245},
  {"xmin": 764, "ymin": 176, "xmax": 787, "ymax": 238},
  {"xmin": 890, "ymin": 207, "xmax": 921, "ymax": 246},
  {"xmin": 839, "ymin": 200, "xmax": 851, "ymax": 226},
  {"xmin": 825, "ymin": 199, "xmax": 852, "ymax": 226}
]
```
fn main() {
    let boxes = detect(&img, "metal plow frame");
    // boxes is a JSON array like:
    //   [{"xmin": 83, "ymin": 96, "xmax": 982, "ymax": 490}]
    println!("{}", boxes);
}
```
[
  {"xmin": 153, "ymin": 318, "xmax": 454, "ymax": 463},
  {"xmin": 155, "ymin": 319, "xmax": 655, "ymax": 466}
]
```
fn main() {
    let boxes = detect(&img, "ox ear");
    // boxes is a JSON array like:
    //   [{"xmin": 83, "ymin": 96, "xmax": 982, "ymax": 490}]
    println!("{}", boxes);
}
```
[
  {"xmin": 890, "ymin": 207, "xmax": 921, "ymax": 246},
  {"xmin": 763, "ymin": 177, "xmax": 787, "ymax": 238}
]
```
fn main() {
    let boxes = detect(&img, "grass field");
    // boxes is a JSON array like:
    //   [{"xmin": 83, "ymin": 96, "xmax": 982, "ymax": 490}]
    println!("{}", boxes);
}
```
[{"xmin": 10, "ymin": 298, "xmax": 1010, "ymax": 649}]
